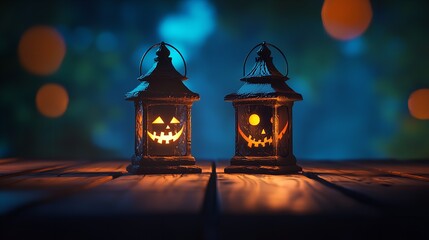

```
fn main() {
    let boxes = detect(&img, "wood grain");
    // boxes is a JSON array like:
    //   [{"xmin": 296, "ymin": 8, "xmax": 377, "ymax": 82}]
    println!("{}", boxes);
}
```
[
  {"xmin": 217, "ymin": 172, "xmax": 375, "ymax": 215},
  {"xmin": 1, "ymin": 162, "xmax": 213, "ymax": 239},
  {"xmin": 1, "ymin": 159, "xmax": 428, "ymax": 239},
  {"xmin": 301, "ymin": 161, "xmax": 429, "ymax": 215},
  {"xmin": 0, "ymin": 159, "xmax": 73, "ymax": 178},
  {"xmin": 19, "ymin": 161, "xmax": 212, "ymax": 217},
  {"xmin": 351, "ymin": 160, "xmax": 429, "ymax": 181},
  {"xmin": 0, "ymin": 158, "xmax": 18, "ymax": 164},
  {"xmin": 0, "ymin": 161, "xmax": 126, "ymax": 216}
]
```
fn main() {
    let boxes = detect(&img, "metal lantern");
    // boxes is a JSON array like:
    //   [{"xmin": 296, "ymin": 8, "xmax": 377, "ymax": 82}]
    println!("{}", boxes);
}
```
[
  {"xmin": 126, "ymin": 42, "xmax": 201, "ymax": 174},
  {"xmin": 224, "ymin": 42, "xmax": 302, "ymax": 174}
]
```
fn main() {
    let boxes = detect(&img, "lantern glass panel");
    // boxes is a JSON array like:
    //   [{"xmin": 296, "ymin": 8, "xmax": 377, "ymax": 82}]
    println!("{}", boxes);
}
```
[
  {"xmin": 147, "ymin": 105, "xmax": 187, "ymax": 156},
  {"xmin": 277, "ymin": 105, "xmax": 290, "ymax": 157},
  {"xmin": 135, "ymin": 101, "xmax": 144, "ymax": 156},
  {"xmin": 237, "ymin": 105, "xmax": 274, "ymax": 156}
]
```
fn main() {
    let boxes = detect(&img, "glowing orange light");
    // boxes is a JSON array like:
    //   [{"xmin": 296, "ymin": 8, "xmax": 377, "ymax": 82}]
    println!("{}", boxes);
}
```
[
  {"xmin": 18, "ymin": 26, "xmax": 66, "ymax": 75},
  {"xmin": 321, "ymin": 0, "xmax": 372, "ymax": 41},
  {"xmin": 36, "ymin": 83, "xmax": 69, "ymax": 118},
  {"xmin": 147, "ymin": 126, "xmax": 184, "ymax": 144},
  {"xmin": 408, "ymin": 89, "xmax": 429, "ymax": 120},
  {"xmin": 136, "ymin": 113, "xmax": 143, "ymax": 140}
]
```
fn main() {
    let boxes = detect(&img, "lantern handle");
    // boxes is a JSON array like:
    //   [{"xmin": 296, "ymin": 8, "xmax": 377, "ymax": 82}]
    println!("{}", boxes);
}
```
[
  {"xmin": 242, "ymin": 42, "xmax": 289, "ymax": 77},
  {"xmin": 139, "ymin": 42, "xmax": 187, "ymax": 77}
]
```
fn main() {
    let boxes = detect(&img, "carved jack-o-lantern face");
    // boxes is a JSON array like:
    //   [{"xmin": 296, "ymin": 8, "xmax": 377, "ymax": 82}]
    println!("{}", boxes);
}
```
[
  {"xmin": 238, "ymin": 113, "xmax": 289, "ymax": 148},
  {"xmin": 147, "ymin": 116, "xmax": 184, "ymax": 144}
]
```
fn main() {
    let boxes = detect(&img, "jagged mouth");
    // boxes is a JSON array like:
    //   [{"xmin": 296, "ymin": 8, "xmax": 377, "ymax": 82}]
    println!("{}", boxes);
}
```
[
  {"xmin": 147, "ymin": 125, "xmax": 184, "ymax": 144},
  {"xmin": 238, "ymin": 127, "xmax": 273, "ymax": 148},
  {"xmin": 238, "ymin": 121, "xmax": 288, "ymax": 148}
]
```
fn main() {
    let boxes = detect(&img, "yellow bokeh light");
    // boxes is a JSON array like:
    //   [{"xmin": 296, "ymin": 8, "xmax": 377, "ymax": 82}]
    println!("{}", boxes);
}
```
[
  {"xmin": 408, "ymin": 89, "xmax": 429, "ymax": 120},
  {"xmin": 321, "ymin": 0, "xmax": 372, "ymax": 41},
  {"xmin": 36, "ymin": 83, "xmax": 69, "ymax": 118},
  {"xmin": 18, "ymin": 25, "xmax": 66, "ymax": 76},
  {"xmin": 249, "ymin": 114, "xmax": 260, "ymax": 126}
]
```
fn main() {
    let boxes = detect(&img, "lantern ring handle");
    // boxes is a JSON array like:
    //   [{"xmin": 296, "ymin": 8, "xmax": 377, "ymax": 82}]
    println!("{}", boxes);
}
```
[
  {"xmin": 139, "ymin": 42, "xmax": 187, "ymax": 77},
  {"xmin": 242, "ymin": 42, "xmax": 289, "ymax": 77}
]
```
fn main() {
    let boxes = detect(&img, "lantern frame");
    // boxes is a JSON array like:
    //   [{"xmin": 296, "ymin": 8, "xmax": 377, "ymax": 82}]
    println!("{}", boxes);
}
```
[
  {"xmin": 126, "ymin": 42, "xmax": 201, "ymax": 174},
  {"xmin": 224, "ymin": 42, "xmax": 302, "ymax": 174}
]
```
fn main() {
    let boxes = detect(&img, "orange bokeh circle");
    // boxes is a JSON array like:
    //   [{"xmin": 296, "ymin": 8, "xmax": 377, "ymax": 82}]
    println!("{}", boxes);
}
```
[
  {"xmin": 408, "ymin": 89, "xmax": 429, "ymax": 120},
  {"xmin": 36, "ymin": 83, "xmax": 69, "ymax": 118},
  {"xmin": 321, "ymin": 0, "xmax": 373, "ymax": 41},
  {"xmin": 18, "ymin": 26, "xmax": 66, "ymax": 76}
]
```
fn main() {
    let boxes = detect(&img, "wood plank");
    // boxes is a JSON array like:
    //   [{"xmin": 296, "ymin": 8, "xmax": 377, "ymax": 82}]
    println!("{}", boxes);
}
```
[
  {"xmin": 217, "ymin": 172, "xmax": 375, "ymax": 215},
  {"xmin": 1, "ymin": 161, "xmax": 213, "ymax": 239},
  {"xmin": 350, "ymin": 160, "xmax": 429, "ymax": 181},
  {"xmin": 0, "ymin": 158, "xmax": 18, "ymax": 164},
  {"xmin": 22, "ymin": 162, "xmax": 212, "ymax": 216},
  {"xmin": 216, "ymin": 161, "xmax": 377, "ymax": 239},
  {"xmin": 0, "ymin": 159, "xmax": 73, "ymax": 178},
  {"xmin": 217, "ymin": 160, "xmax": 429, "ymax": 239},
  {"xmin": 0, "ymin": 161, "xmax": 126, "ymax": 216},
  {"xmin": 0, "ymin": 176, "xmax": 113, "ymax": 215},
  {"xmin": 303, "ymin": 161, "xmax": 429, "ymax": 216},
  {"xmin": 56, "ymin": 160, "xmax": 127, "ymax": 177}
]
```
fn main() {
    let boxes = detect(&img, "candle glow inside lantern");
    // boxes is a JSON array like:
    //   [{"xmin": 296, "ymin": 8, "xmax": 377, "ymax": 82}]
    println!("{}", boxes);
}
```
[
  {"xmin": 224, "ymin": 42, "xmax": 302, "ymax": 174},
  {"xmin": 126, "ymin": 42, "xmax": 201, "ymax": 174}
]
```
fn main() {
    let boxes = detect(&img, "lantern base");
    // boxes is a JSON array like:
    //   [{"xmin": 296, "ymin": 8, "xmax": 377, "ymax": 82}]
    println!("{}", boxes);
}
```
[
  {"xmin": 224, "ymin": 164, "xmax": 301, "ymax": 174},
  {"xmin": 128, "ymin": 155, "xmax": 201, "ymax": 174},
  {"xmin": 229, "ymin": 155, "xmax": 298, "ymax": 166},
  {"xmin": 127, "ymin": 164, "xmax": 202, "ymax": 174}
]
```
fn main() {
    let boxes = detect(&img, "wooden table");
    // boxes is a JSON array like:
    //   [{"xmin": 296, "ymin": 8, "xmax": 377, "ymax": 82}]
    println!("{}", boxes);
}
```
[{"xmin": 1, "ymin": 158, "xmax": 428, "ymax": 239}]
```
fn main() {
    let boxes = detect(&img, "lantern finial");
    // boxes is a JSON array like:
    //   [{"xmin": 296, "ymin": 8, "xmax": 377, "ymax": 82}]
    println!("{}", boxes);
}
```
[
  {"xmin": 256, "ymin": 42, "xmax": 272, "ymax": 61},
  {"xmin": 241, "ymin": 42, "xmax": 288, "ymax": 83},
  {"xmin": 155, "ymin": 42, "xmax": 171, "ymax": 62}
]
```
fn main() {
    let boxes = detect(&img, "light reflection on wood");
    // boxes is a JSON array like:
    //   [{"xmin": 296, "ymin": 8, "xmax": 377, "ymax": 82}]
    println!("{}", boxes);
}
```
[
  {"xmin": 127, "ymin": 174, "xmax": 210, "ymax": 213},
  {"xmin": 24, "ymin": 173, "xmax": 210, "ymax": 216},
  {"xmin": 217, "ymin": 173, "xmax": 374, "ymax": 215},
  {"xmin": 58, "ymin": 161, "xmax": 127, "ymax": 175}
]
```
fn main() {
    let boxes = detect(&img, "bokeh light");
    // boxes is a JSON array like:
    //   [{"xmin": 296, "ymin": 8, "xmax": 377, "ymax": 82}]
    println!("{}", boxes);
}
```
[
  {"xmin": 18, "ymin": 25, "xmax": 66, "ymax": 75},
  {"xmin": 1, "ymin": 1, "xmax": 428, "ymax": 159},
  {"xmin": 321, "ymin": 0, "xmax": 372, "ymax": 41},
  {"xmin": 36, "ymin": 83, "xmax": 69, "ymax": 118},
  {"xmin": 408, "ymin": 89, "xmax": 429, "ymax": 120}
]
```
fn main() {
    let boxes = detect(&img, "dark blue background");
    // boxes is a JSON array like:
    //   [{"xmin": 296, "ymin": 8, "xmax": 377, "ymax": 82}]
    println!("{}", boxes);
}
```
[{"xmin": 1, "ymin": 0, "xmax": 428, "ymax": 160}]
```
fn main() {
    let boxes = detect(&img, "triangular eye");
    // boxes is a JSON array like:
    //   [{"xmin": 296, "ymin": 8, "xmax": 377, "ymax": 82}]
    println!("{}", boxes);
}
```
[
  {"xmin": 170, "ymin": 117, "xmax": 180, "ymax": 124},
  {"xmin": 152, "ymin": 116, "xmax": 164, "ymax": 124}
]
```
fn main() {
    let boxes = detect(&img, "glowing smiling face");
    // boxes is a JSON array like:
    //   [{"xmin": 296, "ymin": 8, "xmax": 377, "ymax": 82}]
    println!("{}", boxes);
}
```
[
  {"xmin": 147, "ymin": 116, "xmax": 184, "ymax": 144},
  {"xmin": 146, "ymin": 105, "xmax": 187, "ymax": 156},
  {"xmin": 238, "ymin": 113, "xmax": 273, "ymax": 148},
  {"xmin": 237, "ymin": 106, "xmax": 289, "ymax": 154},
  {"xmin": 238, "ymin": 114, "xmax": 288, "ymax": 148}
]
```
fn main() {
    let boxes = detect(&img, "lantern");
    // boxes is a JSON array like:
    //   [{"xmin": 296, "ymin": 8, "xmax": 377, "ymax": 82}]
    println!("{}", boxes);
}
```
[
  {"xmin": 224, "ymin": 42, "xmax": 302, "ymax": 174},
  {"xmin": 125, "ymin": 42, "xmax": 201, "ymax": 174}
]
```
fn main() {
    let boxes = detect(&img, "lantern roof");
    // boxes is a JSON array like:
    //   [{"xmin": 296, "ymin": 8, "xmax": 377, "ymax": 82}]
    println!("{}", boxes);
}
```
[
  {"xmin": 225, "ymin": 42, "xmax": 302, "ymax": 102},
  {"xmin": 241, "ymin": 42, "xmax": 289, "ymax": 83},
  {"xmin": 126, "ymin": 42, "xmax": 199, "ymax": 101}
]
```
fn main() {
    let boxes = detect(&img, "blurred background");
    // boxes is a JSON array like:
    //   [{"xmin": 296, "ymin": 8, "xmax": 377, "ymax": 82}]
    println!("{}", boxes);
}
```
[{"xmin": 0, "ymin": 0, "xmax": 428, "ymax": 161}]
